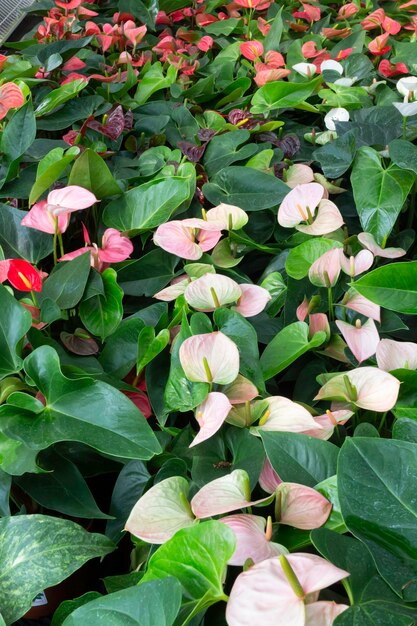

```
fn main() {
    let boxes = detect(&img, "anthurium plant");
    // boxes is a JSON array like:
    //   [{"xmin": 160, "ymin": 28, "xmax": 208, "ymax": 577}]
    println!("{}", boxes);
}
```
[{"xmin": 1, "ymin": 0, "xmax": 417, "ymax": 624}]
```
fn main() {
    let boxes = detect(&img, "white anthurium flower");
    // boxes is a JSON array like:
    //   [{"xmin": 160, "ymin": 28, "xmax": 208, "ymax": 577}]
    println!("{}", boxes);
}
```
[
  {"xmin": 334, "ymin": 77, "xmax": 356, "ymax": 87},
  {"xmin": 321, "ymin": 59, "xmax": 343, "ymax": 75},
  {"xmin": 292, "ymin": 62, "xmax": 317, "ymax": 78},
  {"xmin": 397, "ymin": 76, "xmax": 417, "ymax": 98},
  {"xmin": 324, "ymin": 108, "xmax": 350, "ymax": 131},
  {"xmin": 393, "ymin": 101, "xmax": 417, "ymax": 117}
]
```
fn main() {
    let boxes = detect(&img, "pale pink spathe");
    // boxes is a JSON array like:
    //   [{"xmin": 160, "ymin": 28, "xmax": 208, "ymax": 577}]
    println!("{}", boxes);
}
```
[
  {"xmin": 190, "ymin": 391, "xmax": 232, "ymax": 447},
  {"xmin": 277, "ymin": 482, "xmax": 332, "ymax": 530},
  {"xmin": 153, "ymin": 219, "xmax": 223, "ymax": 260},
  {"xmin": 21, "ymin": 200, "xmax": 70, "ymax": 235},
  {"xmin": 296, "ymin": 199, "xmax": 344, "ymax": 236},
  {"xmin": 221, "ymin": 514, "xmax": 285, "ymax": 566},
  {"xmin": 46, "ymin": 185, "xmax": 98, "ymax": 216},
  {"xmin": 358, "ymin": 232, "xmax": 406, "ymax": 258},
  {"xmin": 309, "ymin": 248, "xmax": 341, "ymax": 288},
  {"xmin": 179, "ymin": 331, "xmax": 240, "ymax": 384},
  {"xmin": 376, "ymin": 338, "xmax": 417, "ymax": 371},
  {"xmin": 336, "ymin": 318, "xmax": 380, "ymax": 363},
  {"xmin": 278, "ymin": 183, "xmax": 324, "ymax": 228},
  {"xmin": 233, "ymin": 284, "xmax": 271, "ymax": 317},
  {"xmin": 339, "ymin": 249, "xmax": 374, "ymax": 277}
]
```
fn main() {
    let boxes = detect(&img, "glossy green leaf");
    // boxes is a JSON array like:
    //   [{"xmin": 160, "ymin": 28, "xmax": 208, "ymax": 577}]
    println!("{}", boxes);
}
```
[
  {"xmin": 338, "ymin": 437, "xmax": 417, "ymax": 601},
  {"xmin": 29, "ymin": 147, "xmax": 79, "ymax": 205},
  {"xmin": 118, "ymin": 0, "xmax": 159, "ymax": 29},
  {"xmin": 1, "ymin": 101, "xmax": 36, "ymax": 161},
  {"xmin": 286, "ymin": 239, "xmax": 343, "ymax": 280},
  {"xmin": 351, "ymin": 147, "xmax": 414, "ymax": 245},
  {"xmin": 334, "ymin": 602, "xmax": 417, "ymax": 625},
  {"xmin": 0, "ymin": 203, "xmax": 53, "ymax": 262},
  {"xmin": 134, "ymin": 63, "xmax": 177, "ymax": 105},
  {"xmin": 99, "ymin": 318, "xmax": 145, "ymax": 379},
  {"xmin": 142, "ymin": 521, "xmax": 235, "ymax": 624},
  {"xmin": 393, "ymin": 417, "xmax": 417, "ymax": 444},
  {"xmin": 313, "ymin": 130, "xmax": 357, "ymax": 178},
  {"xmin": 251, "ymin": 76, "xmax": 321, "ymax": 114},
  {"xmin": 137, "ymin": 326, "xmax": 170, "ymax": 376},
  {"xmin": 68, "ymin": 149, "xmax": 121, "ymax": 199},
  {"xmin": 106, "ymin": 460, "xmax": 150, "ymax": 542},
  {"xmin": 35, "ymin": 79, "xmax": 88, "ymax": 117},
  {"xmin": 0, "ymin": 515, "xmax": 114, "ymax": 624},
  {"xmin": 353, "ymin": 262, "xmax": 417, "ymax": 315},
  {"xmin": 51, "ymin": 592, "xmax": 102, "ymax": 626},
  {"xmin": 203, "ymin": 130, "xmax": 257, "ymax": 177},
  {"xmin": 0, "ymin": 346, "xmax": 161, "ymax": 460},
  {"xmin": 0, "ymin": 470, "xmax": 11, "ymax": 516},
  {"xmin": 39, "ymin": 252, "xmax": 92, "ymax": 310},
  {"xmin": 79, "ymin": 268, "xmax": 123, "ymax": 341},
  {"xmin": 202, "ymin": 166, "xmax": 289, "ymax": 211},
  {"xmin": 260, "ymin": 321, "xmax": 326, "ymax": 380},
  {"xmin": 103, "ymin": 176, "xmax": 191, "ymax": 233},
  {"xmin": 36, "ymin": 95, "xmax": 109, "ymax": 131},
  {"xmin": 389, "ymin": 139, "xmax": 417, "ymax": 174},
  {"xmin": 62, "ymin": 578, "xmax": 182, "ymax": 626},
  {"xmin": 117, "ymin": 249, "xmax": 179, "ymax": 296},
  {"xmin": 0, "ymin": 284, "xmax": 32, "ymax": 380}
]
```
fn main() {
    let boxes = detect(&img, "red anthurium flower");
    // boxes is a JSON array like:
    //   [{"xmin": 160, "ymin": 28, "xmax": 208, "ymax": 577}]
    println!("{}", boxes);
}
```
[
  {"xmin": 378, "ymin": 59, "xmax": 408, "ymax": 77},
  {"xmin": 293, "ymin": 3, "xmax": 321, "ymax": 22},
  {"xmin": 234, "ymin": 0, "xmax": 266, "ymax": 9},
  {"xmin": 197, "ymin": 35, "xmax": 214, "ymax": 52},
  {"xmin": 7, "ymin": 259, "xmax": 43, "ymax": 292},
  {"xmin": 382, "ymin": 16, "xmax": 401, "ymax": 35},
  {"xmin": 368, "ymin": 32, "xmax": 390, "ymax": 55},
  {"xmin": 337, "ymin": 3, "xmax": 359, "ymax": 19},
  {"xmin": 0, "ymin": 83, "xmax": 25, "ymax": 121},
  {"xmin": 240, "ymin": 40, "xmax": 264, "ymax": 61}
]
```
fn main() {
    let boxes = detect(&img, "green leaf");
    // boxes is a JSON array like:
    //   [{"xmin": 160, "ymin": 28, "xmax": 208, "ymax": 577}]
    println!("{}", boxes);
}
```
[
  {"xmin": 99, "ymin": 318, "xmax": 145, "ymax": 379},
  {"xmin": 51, "ymin": 592, "xmax": 103, "ymax": 626},
  {"xmin": 334, "ymin": 603, "xmax": 417, "ymax": 626},
  {"xmin": 62, "ymin": 578, "xmax": 182, "ymax": 626},
  {"xmin": 264, "ymin": 7, "xmax": 283, "ymax": 51},
  {"xmin": 319, "ymin": 84, "xmax": 370, "ymax": 109},
  {"xmin": 260, "ymin": 430, "xmax": 339, "ymax": 486},
  {"xmin": 313, "ymin": 130, "xmax": 357, "ymax": 179},
  {"xmin": 203, "ymin": 131, "xmax": 258, "ymax": 177},
  {"xmin": 214, "ymin": 308, "xmax": 265, "ymax": 392},
  {"xmin": 68, "ymin": 149, "xmax": 122, "ymax": 199},
  {"xmin": 0, "ymin": 346, "xmax": 161, "ymax": 460},
  {"xmin": 117, "ymin": 249, "xmax": 179, "ymax": 296},
  {"xmin": 260, "ymin": 321, "xmax": 326, "ymax": 380},
  {"xmin": 251, "ymin": 76, "xmax": 321, "ymax": 114},
  {"xmin": 353, "ymin": 262, "xmax": 417, "ymax": 315},
  {"xmin": 389, "ymin": 139, "xmax": 417, "ymax": 174},
  {"xmin": 338, "ymin": 437, "xmax": 417, "ymax": 601},
  {"xmin": 137, "ymin": 326, "xmax": 170, "ymax": 376},
  {"xmin": 0, "ymin": 203, "xmax": 53, "ymax": 262},
  {"xmin": 0, "ymin": 284, "xmax": 32, "ymax": 380},
  {"xmin": 118, "ymin": 0, "xmax": 159, "ymax": 29},
  {"xmin": 285, "ymin": 238, "xmax": 343, "ymax": 280},
  {"xmin": 15, "ymin": 449, "xmax": 110, "ymax": 519},
  {"xmin": 36, "ymin": 95, "xmax": 109, "ymax": 131},
  {"xmin": 142, "ymin": 521, "xmax": 235, "ymax": 624},
  {"xmin": 1, "ymin": 101, "xmax": 36, "ymax": 161},
  {"xmin": 0, "ymin": 514, "xmax": 114, "ymax": 624},
  {"xmin": 0, "ymin": 470, "xmax": 11, "ymax": 516},
  {"xmin": 393, "ymin": 417, "xmax": 417, "ymax": 443},
  {"xmin": 79, "ymin": 268, "xmax": 123, "ymax": 341},
  {"xmin": 202, "ymin": 166, "xmax": 289, "ymax": 212},
  {"xmin": 39, "ymin": 253, "xmax": 92, "ymax": 310},
  {"xmin": 35, "ymin": 79, "xmax": 88, "ymax": 117},
  {"xmin": 351, "ymin": 147, "xmax": 414, "ymax": 245},
  {"xmin": 134, "ymin": 63, "xmax": 177, "ymax": 106},
  {"xmin": 29, "ymin": 147, "xmax": 79, "ymax": 205},
  {"xmin": 103, "ymin": 176, "xmax": 191, "ymax": 233}
]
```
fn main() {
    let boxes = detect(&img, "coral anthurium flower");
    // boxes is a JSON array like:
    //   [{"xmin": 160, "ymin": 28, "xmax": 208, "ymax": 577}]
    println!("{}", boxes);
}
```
[
  {"xmin": 358, "ymin": 232, "xmax": 406, "ymax": 258},
  {"xmin": 376, "ymin": 339, "xmax": 417, "ymax": 371},
  {"xmin": 240, "ymin": 41, "xmax": 264, "ymax": 61},
  {"xmin": 309, "ymin": 248, "xmax": 342, "ymax": 288},
  {"xmin": 153, "ymin": 218, "xmax": 224, "ymax": 260},
  {"xmin": 179, "ymin": 331, "xmax": 240, "ymax": 384},
  {"xmin": 125, "ymin": 476, "xmax": 195, "ymax": 544},
  {"xmin": 368, "ymin": 32, "xmax": 390, "ymax": 55},
  {"xmin": 278, "ymin": 184, "xmax": 343, "ymax": 235},
  {"xmin": 184, "ymin": 273, "xmax": 242, "ymax": 311},
  {"xmin": 60, "ymin": 228, "xmax": 133, "ymax": 270},
  {"xmin": 205, "ymin": 203, "xmax": 248, "ymax": 230},
  {"xmin": 259, "ymin": 458, "xmax": 281, "ymax": 494},
  {"xmin": 21, "ymin": 200, "xmax": 71, "ymax": 235},
  {"xmin": 226, "ymin": 553, "xmax": 349, "ymax": 626},
  {"xmin": 257, "ymin": 396, "xmax": 322, "ymax": 433},
  {"xmin": 7, "ymin": 259, "xmax": 43, "ymax": 292},
  {"xmin": 234, "ymin": 0, "xmax": 266, "ymax": 8},
  {"xmin": 339, "ymin": 250, "xmax": 374, "ymax": 277},
  {"xmin": 221, "ymin": 514, "xmax": 286, "ymax": 565},
  {"xmin": 276, "ymin": 483, "xmax": 332, "ymax": 530},
  {"xmin": 190, "ymin": 391, "xmax": 232, "ymax": 447},
  {"xmin": 314, "ymin": 367, "xmax": 400, "ymax": 411},
  {"xmin": 191, "ymin": 470, "xmax": 269, "ymax": 519},
  {"xmin": 0, "ymin": 82, "xmax": 25, "ymax": 120},
  {"xmin": 336, "ymin": 319, "xmax": 380, "ymax": 363}
]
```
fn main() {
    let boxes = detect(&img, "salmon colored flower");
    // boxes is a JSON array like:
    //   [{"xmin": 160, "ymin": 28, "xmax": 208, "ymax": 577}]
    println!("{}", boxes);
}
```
[
  {"xmin": 240, "ymin": 40, "xmax": 264, "ymax": 61},
  {"xmin": 368, "ymin": 33, "xmax": 390, "ymax": 55},
  {"xmin": 361, "ymin": 8, "xmax": 385, "ymax": 30},
  {"xmin": 337, "ymin": 3, "xmax": 359, "ymax": 19},
  {"xmin": 0, "ymin": 83, "xmax": 25, "ymax": 120},
  {"xmin": 234, "ymin": 0, "xmax": 267, "ymax": 8},
  {"xmin": 197, "ymin": 35, "xmax": 214, "ymax": 52}
]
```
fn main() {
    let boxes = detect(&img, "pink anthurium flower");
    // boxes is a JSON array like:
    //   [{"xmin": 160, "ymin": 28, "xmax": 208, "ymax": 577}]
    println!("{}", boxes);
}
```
[
  {"xmin": 315, "ymin": 367, "xmax": 400, "ymax": 411},
  {"xmin": 240, "ymin": 40, "xmax": 264, "ymax": 61},
  {"xmin": 342, "ymin": 290, "xmax": 381, "ymax": 322},
  {"xmin": 309, "ymin": 248, "xmax": 342, "ymax": 288},
  {"xmin": 43, "ymin": 185, "xmax": 98, "ymax": 217},
  {"xmin": 21, "ymin": 201, "xmax": 70, "ymax": 235},
  {"xmin": 303, "ymin": 409, "xmax": 353, "ymax": 440},
  {"xmin": 221, "ymin": 514, "xmax": 286, "ymax": 566},
  {"xmin": 259, "ymin": 458, "xmax": 282, "ymax": 494},
  {"xmin": 376, "ymin": 338, "xmax": 417, "ymax": 371},
  {"xmin": 221, "ymin": 374, "xmax": 258, "ymax": 404},
  {"xmin": 153, "ymin": 276, "xmax": 190, "ymax": 301},
  {"xmin": 336, "ymin": 318, "xmax": 379, "ymax": 363},
  {"xmin": 0, "ymin": 82, "xmax": 25, "ymax": 120},
  {"xmin": 276, "ymin": 483, "xmax": 332, "ymax": 530},
  {"xmin": 60, "ymin": 227, "xmax": 133, "ymax": 271},
  {"xmin": 309, "ymin": 313, "xmax": 330, "ymax": 341},
  {"xmin": 205, "ymin": 203, "xmax": 248, "ymax": 230},
  {"xmin": 179, "ymin": 331, "xmax": 240, "ymax": 384},
  {"xmin": 285, "ymin": 164, "xmax": 315, "ymax": 188},
  {"xmin": 184, "ymin": 273, "xmax": 241, "ymax": 310},
  {"xmin": 257, "ymin": 396, "xmax": 322, "ymax": 433},
  {"xmin": 153, "ymin": 218, "xmax": 224, "ymax": 260},
  {"xmin": 125, "ymin": 476, "xmax": 195, "ymax": 544},
  {"xmin": 233, "ymin": 284, "xmax": 271, "ymax": 317},
  {"xmin": 278, "ymin": 184, "xmax": 343, "ymax": 235},
  {"xmin": 191, "ymin": 470, "xmax": 269, "ymax": 519},
  {"xmin": 339, "ymin": 250, "xmax": 374, "ymax": 277},
  {"xmin": 226, "ymin": 553, "xmax": 349, "ymax": 626},
  {"xmin": 305, "ymin": 601, "xmax": 349, "ymax": 625},
  {"xmin": 190, "ymin": 391, "xmax": 232, "ymax": 447},
  {"xmin": 358, "ymin": 232, "xmax": 406, "ymax": 258}
]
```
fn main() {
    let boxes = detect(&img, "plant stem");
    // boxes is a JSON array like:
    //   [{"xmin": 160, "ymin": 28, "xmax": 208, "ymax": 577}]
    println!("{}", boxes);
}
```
[
  {"xmin": 53, "ymin": 218, "xmax": 58, "ymax": 265},
  {"xmin": 327, "ymin": 287, "xmax": 333, "ymax": 321},
  {"xmin": 378, "ymin": 411, "xmax": 388, "ymax": 433}
]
